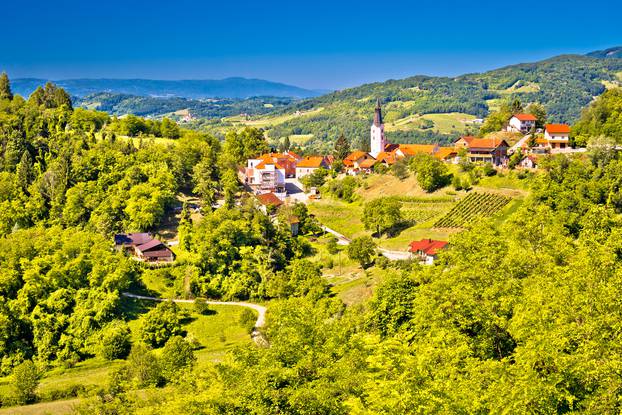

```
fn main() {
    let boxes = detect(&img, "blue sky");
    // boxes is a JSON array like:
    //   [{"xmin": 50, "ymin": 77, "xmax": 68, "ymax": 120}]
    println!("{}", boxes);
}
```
[{"xmin": 2, "ymin": 0, "xmax": 621, "ymax": 89}]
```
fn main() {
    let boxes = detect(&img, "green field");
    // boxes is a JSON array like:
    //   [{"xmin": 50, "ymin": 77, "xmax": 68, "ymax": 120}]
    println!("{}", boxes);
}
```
[
  {"xmin": 222, "ymin": 107, "xmax": 324, "ymax": 128},
  {"xmin": 384, "ymin": 112, "xmax": 477, "ymax": 134}
]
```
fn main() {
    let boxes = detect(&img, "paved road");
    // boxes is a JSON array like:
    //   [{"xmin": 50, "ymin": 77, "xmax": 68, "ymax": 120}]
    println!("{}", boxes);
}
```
[{"xmin": 121, "ymin": 292, "xmax": 268, "ymax": 345}]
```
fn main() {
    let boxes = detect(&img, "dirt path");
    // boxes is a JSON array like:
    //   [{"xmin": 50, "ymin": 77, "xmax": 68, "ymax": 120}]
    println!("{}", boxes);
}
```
[{"xmin": 121, "ymin": 292, "xmax": 268, "ymax": 345}]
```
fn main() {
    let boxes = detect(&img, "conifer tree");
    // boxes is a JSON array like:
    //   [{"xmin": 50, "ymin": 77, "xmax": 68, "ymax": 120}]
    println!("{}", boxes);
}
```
[
  {"xmin": 0, "ymin": 72, "xmax": 13, "ymax": 100},
  {"xmin": 333, "ymin": 134, "xmax": 351, "ymax": 160}
]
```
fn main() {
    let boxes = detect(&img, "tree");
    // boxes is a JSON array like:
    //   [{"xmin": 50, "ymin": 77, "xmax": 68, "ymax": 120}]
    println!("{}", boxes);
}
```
[
  {"xmin": 11, "ymin": 360, "xmax": 40, "ymax": 405},
  {"xmin": 139, "ymin": 301, "xmax": 185, "ymax": 347},
  {"xmin": 333, "ymin": 134, "xmax": 351, "ymax": 161},
  {"xmin": 410, "ymin": 153, "xmax": 450, "ymax": 192},
  {"xmin": 391, "ymin": 159, "xmax": 409, "ymax": 180},
  {"xmin": 526, "ymin": 102, "xmax": 547, "ymax": 129},
  {"xmin": 222, "ymin": 168, "xmax": 240, "ymax": 208},
  {"xmin": 100, "ymin": 320, "xmax": 132, "ymax": 360},
  {"xmin": 347, "ymin": 236, "xmax": 377, "ymax": 268},
  {"xmin": 510, "ymin": 98, "xmax": 523, "ymax": 114},
  {"xmin": 300, "ymin": 168, "xmax": 329, "ymax": 191},
  {"xmin": 15, "ymin": 151, "xmax": 33, "ymax": 192},
  {"xmin": 160, "ymin": 336, "xmax": 196, "ymax": 380},
  {"xmin": 362, "ymin": 198, "xmax": 403, "ymax": 236},
  {"xmin": 587, "ymin": 135, "xmax": 617, "ymax": 167},
  {"xmin": 160, "ymin": 117, "xmax": 181, "ymax": 139},
  {"xmin": 0, "ymin": 72, "xmax": 13, "ymax": 100}
]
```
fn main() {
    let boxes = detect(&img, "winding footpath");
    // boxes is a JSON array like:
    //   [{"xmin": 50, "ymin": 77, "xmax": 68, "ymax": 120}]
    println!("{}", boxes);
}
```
[
  {"xmin": 121, "ymin": 292, "xmax": 268, "ymax": 345},
  {"xmin": 320, "ymin": 225, "xmax": 412, "ymax": 261}
]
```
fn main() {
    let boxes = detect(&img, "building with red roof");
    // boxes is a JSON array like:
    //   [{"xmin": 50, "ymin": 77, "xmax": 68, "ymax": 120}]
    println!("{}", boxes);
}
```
[
  {"xmin": 544, "ymin": 124, "xmax": 571, "ymax": 150},
  {"xmin": 246, "ymin": 151, "xmax": 300, "ymax": 193},
  {"xmin": 454, "ymin": 136, "xmax": 509, "ymax": 165},
  {"xmin": 114, "ymin": 233, "xmax": 175, "ymax": 263},
  {"xmin": 408, "ymin": 239, "xmax": 449, "ymax": 264},
  {"xmin": 295, "ymin": 156, "xmax": 331, "ymax": 178},
  {"xmin": 506, "ymin": 113, "xmax": 537, "ymax": 133}
]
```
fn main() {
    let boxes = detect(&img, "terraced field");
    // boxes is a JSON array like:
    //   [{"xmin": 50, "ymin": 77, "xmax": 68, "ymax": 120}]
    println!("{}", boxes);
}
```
[{"xmin": 434, "ymin": 192, "xmax": 512, "ymax": 228}]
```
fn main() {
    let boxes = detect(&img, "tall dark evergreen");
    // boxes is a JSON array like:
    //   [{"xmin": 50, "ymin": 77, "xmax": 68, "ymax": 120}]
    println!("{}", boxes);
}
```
[
  {"xmin": 0, "ymin": 72, "xmax": 13, "ymax": 100},
  {"xmin": 333, "ymin": 134, "xmax": 351, "ymax": 160}
]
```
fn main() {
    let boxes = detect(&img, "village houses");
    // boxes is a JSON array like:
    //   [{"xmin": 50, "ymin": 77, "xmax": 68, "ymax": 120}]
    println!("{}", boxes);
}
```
[{"xmin": 114, "ymin": 233, "xmax": 175, "ymax": 263}]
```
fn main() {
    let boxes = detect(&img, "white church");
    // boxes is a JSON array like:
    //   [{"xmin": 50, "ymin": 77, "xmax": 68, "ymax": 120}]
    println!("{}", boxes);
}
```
[{"xmin": 370, "ymin": 98, "xmax": 387, "ymax": 157}]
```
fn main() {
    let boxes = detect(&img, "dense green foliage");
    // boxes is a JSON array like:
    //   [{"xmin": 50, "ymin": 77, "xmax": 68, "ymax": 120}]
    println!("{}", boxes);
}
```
[
  {"xmin": 362, "ymin": 197, "xmax": 403, "ymax": 236},
  {"xmin": 572, "ymin": 88, "xmax": 622, "ymax": 146},
  {"xmin": 77, "ymin": 151, "xmax": 622, "ymax": 413}
]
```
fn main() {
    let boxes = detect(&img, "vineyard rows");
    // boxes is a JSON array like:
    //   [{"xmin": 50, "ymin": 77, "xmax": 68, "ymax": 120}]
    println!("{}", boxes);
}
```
[{"xmin": 433, "ymin": 192, "xmax": 512, "ymax": 228}]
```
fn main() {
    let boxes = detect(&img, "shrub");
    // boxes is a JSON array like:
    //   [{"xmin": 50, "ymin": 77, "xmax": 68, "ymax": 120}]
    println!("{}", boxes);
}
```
[
  {"xmin": 139, "ymin": 301, "xmax": 185, "ymax": 348},
  {"xmin": 11, "ymin": 360, "xmax": 40, "ymax": 405},
  {"xmin": 239, "ymin": 309, "xmax": 257, "ymax": 334},
  {"xmin": 100, "ymin": 320, "xmax": 132, "ymax": 360},
  {"xmin": 127, "ymin": 343, "xmax": 162, "ymax": 387},
  {"xmin": 160, "ymin": 336, "xmax": 196, "ymax": 380},
  {"xmin": 347, "ymin": 236, "xmax": 377, "ymax": 268},
  {"xmin": 193, "ymin": 299, "xmax": 211, "ymax": 315}
]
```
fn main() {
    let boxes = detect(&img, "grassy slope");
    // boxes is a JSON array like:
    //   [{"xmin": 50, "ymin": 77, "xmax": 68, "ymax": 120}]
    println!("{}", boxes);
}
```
[
  {"xmin": 384, "ymin": 112, "xmax": 477, "ymax": 134},
  {"xmin": 309, "ymin": 171, "xmax": 531, "ymax": 252}
]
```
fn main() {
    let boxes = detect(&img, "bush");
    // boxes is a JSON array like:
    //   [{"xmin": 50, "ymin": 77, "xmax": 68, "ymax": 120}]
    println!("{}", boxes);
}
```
[
  {"xmin": 160, "ymin": 336, "xmax": 196, "ymax": 380},
  {"xmin": 193, "ymin": 299, "xmax": 212, "ymax": 315},
  {"xmin": 239, "ymin": 308, "xmax": 257, "ymax": 334},
  {"xmin": 139, "ymin": 301, "xmax": 185, "ymax": 348},
  {"xmin": 326, "ymin": 237, "xmax": 340, "ymax": 255},
  {"xmin": 11, "ymin": 360, "xmax": 40, "ymax": 405},
  {"xmin": 127, "ymin": 343, "xmax": 162, "ymax": 387},
  {"xmin": 99, "ymin": 320, "xmax": 131, "ymax": 360}
]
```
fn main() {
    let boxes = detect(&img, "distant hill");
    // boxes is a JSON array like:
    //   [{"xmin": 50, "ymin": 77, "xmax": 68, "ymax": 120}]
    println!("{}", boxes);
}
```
[
  {"xmin": 586, "ymin": 46, "xmax": 622, "ymax": 59},
  {"xmin": 75, "ymin": 93, "xmax": 294, "ymax": 119},
  {"xmin": 10, "ymin": 77, "xmax": 322, "ymax": 99},
  {"xmin": 257, "ymin": 51, "xmax": 622, "ymax": 150}
]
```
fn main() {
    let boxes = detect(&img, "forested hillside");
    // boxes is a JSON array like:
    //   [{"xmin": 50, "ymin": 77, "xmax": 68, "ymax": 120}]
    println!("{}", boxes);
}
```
[
  {"xmin": 256, "ymin": 53, "xmax": 622, "ymax": 150},
  {"xmin": 75, "ymin": 93, "xmax": 293, "ymax": 119}
]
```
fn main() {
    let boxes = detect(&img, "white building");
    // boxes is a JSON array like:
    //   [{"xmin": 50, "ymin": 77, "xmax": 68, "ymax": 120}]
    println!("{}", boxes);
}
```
[
  {"xmin": 246, "ymin": 157, "xmax": 286, "ymax": 193},
  {"xmin": 506, "ymin": 114, "xmax": 537, "ymax": 134},
  {"xmin": 370, "ymin": 98, "xmax": 386, "ymax": 157},
  {"xmin": 544, "ymin": 124, "xmax": 570, "ymax": 151}
]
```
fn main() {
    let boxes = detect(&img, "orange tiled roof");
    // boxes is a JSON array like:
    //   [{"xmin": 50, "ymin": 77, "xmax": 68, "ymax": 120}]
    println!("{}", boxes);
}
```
[
  {"xmin": 545, "ymin": 124, "xmax": 571, "ymax": 134},
  {"xmin": 460, "ymin": 138, "xmax": 509, "ymax": 149},
  {"xmin": 376, "ymin": 151, "xmax": 398, "ymax": 164},
  {"xmin": 397, "ymin": 144, "xmax": 437, "ymax": 156},
  {"xmin": 434, "ymin": 147, "xmax": 457, "ymax": 160},
  {"xmin": 345, "ymin": 151, "xmax": 368, "ymax": 162},
  {"xmin": 296, "ymin": 156, "xmax": 325, "ymax": 168},
  {"xmin": 359, "ymin": 158, "xmax": 377, "ymax": 168},
  {"xmin": 513, "ymin": 113, "xmax": 537, "ymax": 121}
]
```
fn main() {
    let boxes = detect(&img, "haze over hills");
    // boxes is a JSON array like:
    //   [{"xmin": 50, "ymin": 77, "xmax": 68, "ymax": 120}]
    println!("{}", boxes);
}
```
[{"xmin": 10, "ymin": 77, "xmax": 323, "ymax": 99}]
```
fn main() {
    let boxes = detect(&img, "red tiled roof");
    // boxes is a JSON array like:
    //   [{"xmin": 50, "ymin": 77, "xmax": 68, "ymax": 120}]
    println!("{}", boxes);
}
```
[
  {"xmin": 256, "ymin": 192, "xmax": 283, "ymax": 207},
  {"xmin": 397, "ymin": 144, "xmax": 437, "ymax": 156},
  {"xmin": 512, "ymin": 113, "xmax": 537, "ymax": 121},
  {"xmin": 296, "ymin": 156, "xmax": 325, "ymax": 168},
  {"xmin": 408, "ymin": 239, "xmax": 448, "ymax": 256},
  {"xmin": 545, "ymin": 124, "xmax": 571, "ymax": 134}
]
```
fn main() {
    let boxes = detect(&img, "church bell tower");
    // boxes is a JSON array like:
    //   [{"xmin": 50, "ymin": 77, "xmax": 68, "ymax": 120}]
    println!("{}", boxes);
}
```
[{"xmin": 370, "ymin": 98, "xmax": 386, "ymax": 157}]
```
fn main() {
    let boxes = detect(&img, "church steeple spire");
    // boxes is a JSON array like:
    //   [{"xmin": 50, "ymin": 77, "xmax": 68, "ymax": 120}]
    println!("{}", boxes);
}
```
[{"xmin": 373, "ymin": 98, "xmax": 383, "ymax": 126}]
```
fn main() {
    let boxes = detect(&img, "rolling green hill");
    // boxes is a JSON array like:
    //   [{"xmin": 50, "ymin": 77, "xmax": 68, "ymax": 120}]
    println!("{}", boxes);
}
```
[{"xmin": 257, "ymin": 52, "xmax": 622, "ymax": 150}]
